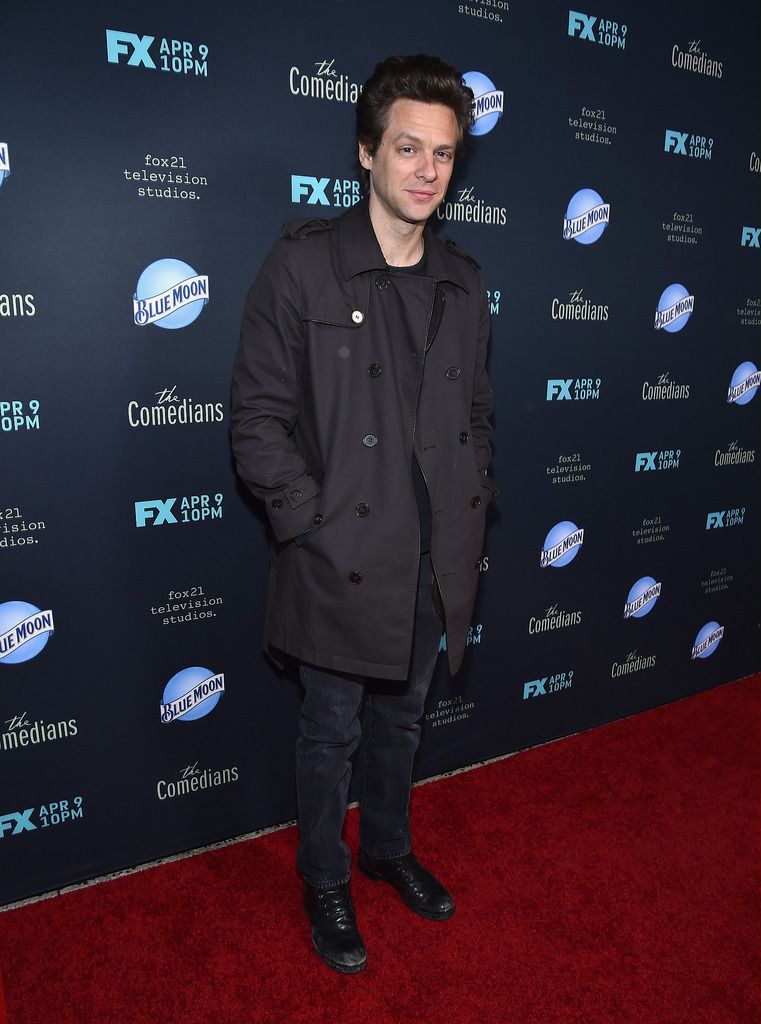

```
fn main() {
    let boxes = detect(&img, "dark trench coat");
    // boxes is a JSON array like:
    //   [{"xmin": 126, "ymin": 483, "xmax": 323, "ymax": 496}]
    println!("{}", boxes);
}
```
[{"xmin": 231, "ymin": 199, "xmax": 495, "ymax": 680}]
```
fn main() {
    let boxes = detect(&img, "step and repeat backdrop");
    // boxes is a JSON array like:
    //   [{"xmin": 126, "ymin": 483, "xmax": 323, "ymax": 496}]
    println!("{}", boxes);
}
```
[{"xmin": 2, "ymin": 0, "xmax": 760, "ymax": 905}]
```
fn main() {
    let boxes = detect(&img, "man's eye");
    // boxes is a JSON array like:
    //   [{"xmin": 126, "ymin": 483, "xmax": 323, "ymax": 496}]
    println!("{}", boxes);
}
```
[
  {"xmin": 400, "ymin": 146, "xmax": 414, "ymax": 154},
  {"xmin": 436, "ymin": 151, "xmax": 452, "ymax": 160}
]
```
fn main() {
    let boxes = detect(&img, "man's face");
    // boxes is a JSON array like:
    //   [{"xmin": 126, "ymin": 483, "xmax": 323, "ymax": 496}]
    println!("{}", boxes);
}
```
[{"xmin": 359, "ymin": 98, "xmax": 458, "ymax": 227}]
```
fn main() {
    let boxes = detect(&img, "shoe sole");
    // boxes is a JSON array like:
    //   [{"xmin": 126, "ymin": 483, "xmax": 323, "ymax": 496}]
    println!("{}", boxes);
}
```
[{"xmin": 359, "ymin": 863, "xmax": 456, "ymax": 921}]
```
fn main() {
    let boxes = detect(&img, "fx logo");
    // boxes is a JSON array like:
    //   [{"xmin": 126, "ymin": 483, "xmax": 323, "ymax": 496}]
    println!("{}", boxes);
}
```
[
  {"xmin": 635, "ymin": 451, "xmax": 656, "ymax": 471},
  {"xmin": 664, "ymin": 130, "xmax": 688, "ymax": 155},
  {"xmin": 706, "ymin": 512, "xmax": 725, "ymax": 528},
  {"xmin": 741, "ymin": 226, "xmax": 761, "ymax": 247},
  {"xmin": 547, "ymin": 379, "xmax": 572, "ymax": 400},
  {"xmin": 523, "ymin": 678, "xmax": 547, "ymax": 699},
  {"xmin": 568, "ymin": 10, "xmax": 596, "ymax": 40},
  {"xmin": 291, "ymin": 175, "xmax": 329, "ymax": 205},
  {"xmin": 0, "ymin": 809, "xmax": 36, "ymax": 837},
  {"xmin": 135, "ymin": 498, "xmax": 177, "ymax": 527},
  {"xmin": 105, "ymin": 29, "xmax": 156, "ymax": 68}
]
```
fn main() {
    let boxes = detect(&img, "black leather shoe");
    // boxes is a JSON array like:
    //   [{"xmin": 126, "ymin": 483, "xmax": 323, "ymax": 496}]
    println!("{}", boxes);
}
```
[
  {"xmin": 302, "ymin": 882, "xmax": 368, "ymax": 973},
  {"xmin": 358, "ymin": 849, "xmax": 455, "ymax": 920}
]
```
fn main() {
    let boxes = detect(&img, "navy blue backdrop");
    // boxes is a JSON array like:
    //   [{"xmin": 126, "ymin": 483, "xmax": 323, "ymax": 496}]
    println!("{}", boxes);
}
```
[{"xmin": 2, "ymin": 0, "xmax": 760, "ymax": 906}]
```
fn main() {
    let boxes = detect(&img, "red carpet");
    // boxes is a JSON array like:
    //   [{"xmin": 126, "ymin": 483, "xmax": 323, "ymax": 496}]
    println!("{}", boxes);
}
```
[{"xmin": 1, "ymin": 675, "xmax": 759, "ymax": 1024}]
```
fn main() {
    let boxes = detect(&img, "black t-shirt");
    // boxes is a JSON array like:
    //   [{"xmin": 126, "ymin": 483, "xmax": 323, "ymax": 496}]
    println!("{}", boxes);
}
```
[{"xmin": 386, "ymin": 253, "xmax": 432, "ymax": 555}]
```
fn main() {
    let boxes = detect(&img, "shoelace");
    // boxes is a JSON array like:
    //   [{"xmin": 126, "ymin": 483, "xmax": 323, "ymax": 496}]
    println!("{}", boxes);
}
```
[
  {"xmin": 394, "ymin": 860, "xmax": 428, "ymax": 888},
  {"xmin": 317, "ymin": 889, "xmax": 356, "ymax": 925},
  {"xmin": 381, "ymin": 856, "xmax": 438, "ymax": 896}
]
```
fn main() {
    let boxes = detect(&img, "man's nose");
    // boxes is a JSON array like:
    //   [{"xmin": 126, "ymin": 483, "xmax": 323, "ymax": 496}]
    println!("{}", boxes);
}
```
[{"xmin": 416, "ymin": 151, "xmax": 437, "ymax": 181}]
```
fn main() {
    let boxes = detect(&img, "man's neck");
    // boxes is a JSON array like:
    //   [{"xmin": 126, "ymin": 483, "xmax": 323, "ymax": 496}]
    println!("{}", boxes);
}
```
[{"xmin": 367, "ymin": 193, "xmax": 426, "ymax": 267}]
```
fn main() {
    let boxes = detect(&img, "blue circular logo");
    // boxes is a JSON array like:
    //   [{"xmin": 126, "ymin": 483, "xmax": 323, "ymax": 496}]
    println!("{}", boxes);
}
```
[
  {"xmin": 563, "ymin": 188, "xmax": 610, "ymax": 245},
  {"xmin": 691, "ymin": 621, "xmax": 723, "ymax": 660},
  {"xmin": 540, "ymin": 520, "xmax": 584, "ymax": 568},
  {"xmin": 160, "ymin": 665, "xmax": 224, "ymax": 723},
  {"xmin": 728, "ymin": 361, "xmax": 759, "ymax": 406},
  {"xmin": 0, "ymin": 601, "xmax": 54, "ymax": 665},
  {"xmin": 133, "ymin": 258, "xmax": 209, "ymax": 330},
  {"xmin": 463, "ymin": 71, "xmax": 504, "ymax": 136},
  {"xmin": 624, "ymin": 576, "xmax": 661, "ymax": 619},
  {"xmin": 655, "ymin": 283, "xmax": 693, "ymax": 333}
]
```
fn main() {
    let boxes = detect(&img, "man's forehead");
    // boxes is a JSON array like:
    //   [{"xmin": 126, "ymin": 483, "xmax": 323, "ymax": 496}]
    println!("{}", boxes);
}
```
[{"xmin": 382, "ymin": 98, "xmax": 458, "ymax": 144}]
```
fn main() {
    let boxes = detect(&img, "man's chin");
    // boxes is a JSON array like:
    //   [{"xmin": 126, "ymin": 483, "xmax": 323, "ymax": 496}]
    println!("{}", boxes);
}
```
[{"xmin": 400, "ymin": 201, "xmax": 441, "ymax": 225}]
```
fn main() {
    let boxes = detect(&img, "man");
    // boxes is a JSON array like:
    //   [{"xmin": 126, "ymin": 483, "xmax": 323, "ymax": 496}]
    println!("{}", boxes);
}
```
[{"xmin": 231, "ymin": 54, "xmax": 496, "ymax": 973}]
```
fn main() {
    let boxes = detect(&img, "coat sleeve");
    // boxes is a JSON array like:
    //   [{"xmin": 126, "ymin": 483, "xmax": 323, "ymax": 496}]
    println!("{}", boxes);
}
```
[
  {"xmin": 470, "ymin": 279, "xmax": 497, "ymax": 500},
  {"xmin": 230, "ymin": 241, "xmax": 322, "ymax": 542}
]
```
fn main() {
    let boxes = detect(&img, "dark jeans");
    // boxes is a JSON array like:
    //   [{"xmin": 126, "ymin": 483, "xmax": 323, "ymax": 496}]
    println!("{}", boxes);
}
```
[{"xmin": 295, "ymin": 554, "xmax": 441, "ymax": 889}]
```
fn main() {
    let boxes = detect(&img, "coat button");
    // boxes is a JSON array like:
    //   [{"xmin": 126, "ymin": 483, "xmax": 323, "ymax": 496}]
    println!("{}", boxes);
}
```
[
  {"xmin": 349, "ymin": 571, "xmax": 363, "ymax": 584},
  {"xmin": 271, "ymin": 498, "xmax": 283, "ymax": 509},
  {"xmin": 471, "ymin": 495, "xmax": 482, "ymax": 508},
  {"xmin": 351, "ymin": 310, "xmax": 364, "ymax": 324},
  {"xmin": 355, "ymin": 502, "xmax": 370, "ymax": 517},
  {"xmin": 362, "ymin": 433, "xmax": 378, "ymax": 447},
  {"xmin": 446, "ymin": 366, "xmax": 461, "ymax": 380},
  {"xmin": 459, "ymin": 431, "xmax": 469, "ymax": 445},
  {"xmin": 312, "ymin": 513, "xmax": 323, "ymax": 525},
  {"xmin": 368, "ymin": 363, "xmax": 382, "ymax": 377},
  {"xmin": 290, "ymin": 488, "xmax": 303, "ymax": 500},
  {"xmin": 375, "ymin": 276, "xmax": 389, "ymax": 291}
]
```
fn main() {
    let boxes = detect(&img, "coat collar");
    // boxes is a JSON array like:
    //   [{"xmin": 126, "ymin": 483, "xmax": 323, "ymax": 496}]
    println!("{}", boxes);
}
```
[{"xmin": 337, "ymin": 199, "xmax": 472, "ymax": 293}]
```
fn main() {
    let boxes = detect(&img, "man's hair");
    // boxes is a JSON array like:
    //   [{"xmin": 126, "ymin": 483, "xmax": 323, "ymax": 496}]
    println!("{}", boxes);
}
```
[{"xmin": 356, "ymin": 54, "xmax": 474, "ymax": 182}]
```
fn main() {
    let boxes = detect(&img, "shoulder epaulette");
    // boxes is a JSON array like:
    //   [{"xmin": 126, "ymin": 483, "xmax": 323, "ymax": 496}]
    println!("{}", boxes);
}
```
[
  {"xmin": 282, "ymin": 218, "xmax": 335, "ymax": 240},
  {"xmin": 445, "ymin": 238, "xmax": 481, "ymax": 271}
]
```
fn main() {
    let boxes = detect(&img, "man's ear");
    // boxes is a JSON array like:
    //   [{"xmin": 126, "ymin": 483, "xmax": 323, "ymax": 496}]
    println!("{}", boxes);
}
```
[{"xmin": 358, "ymin": 141, "xmax": 373, "ymax": 171}]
